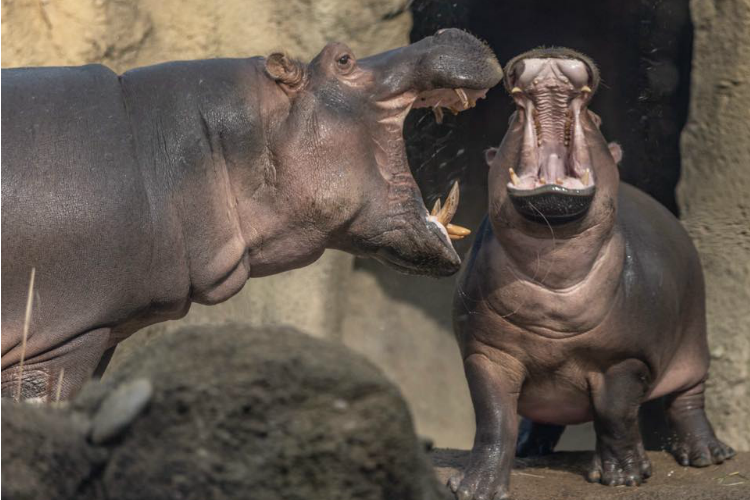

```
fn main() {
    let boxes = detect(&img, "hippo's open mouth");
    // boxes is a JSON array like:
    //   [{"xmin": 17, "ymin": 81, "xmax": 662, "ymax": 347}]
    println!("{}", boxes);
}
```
[
  {"xmin": 352, "ymin": 28, "xmax": 503, "ymax": 276},
  {"xmin": 503, "ymin": 54, "xmax": 599, "ymax": 224}
]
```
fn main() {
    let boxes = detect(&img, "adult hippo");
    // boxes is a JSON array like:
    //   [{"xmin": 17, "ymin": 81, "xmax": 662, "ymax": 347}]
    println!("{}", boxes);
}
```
[
  {"xmin": 450, "ymin": 48, "xmax": 734, "ymax": 499},
  {"xmin": 1, "ymin": 29, "xmax": 502, "ymax": 401}
]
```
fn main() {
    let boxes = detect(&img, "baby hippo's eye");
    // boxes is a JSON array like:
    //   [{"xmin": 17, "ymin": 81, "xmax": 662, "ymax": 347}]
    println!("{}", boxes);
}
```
[{"xmin": 336, "ymin": 53, "xmax": 355, "ymax": 74}]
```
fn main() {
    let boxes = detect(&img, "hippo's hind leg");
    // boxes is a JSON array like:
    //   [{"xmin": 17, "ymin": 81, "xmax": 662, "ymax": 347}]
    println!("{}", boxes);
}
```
[
  {"xmin": 1, "ymin": 327, "xmax": 111, "ymax": 402},
  {"xmin": 588, "ymin": 359, "xmax": 653, "ymax": 486},
  {"xmin": 666, "ymin": 380, "xmax": 735, "ymax": 466}
]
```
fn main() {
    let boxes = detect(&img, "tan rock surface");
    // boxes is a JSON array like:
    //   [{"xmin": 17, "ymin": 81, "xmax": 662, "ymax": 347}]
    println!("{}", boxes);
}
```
[{"xmin": 678, "ymin": 0, "xmax": 750, "ymax": 451}]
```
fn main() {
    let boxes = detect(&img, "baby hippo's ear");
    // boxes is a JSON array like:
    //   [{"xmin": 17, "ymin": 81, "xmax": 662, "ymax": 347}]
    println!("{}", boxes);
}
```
[
  {"xmin": 485, "ymin": 147, "xmax": 498, "ymax": 166},
  {"xmin": 588, "ymin": 110, "xmax": 603, "ymax": 129},
  {"xmin": 608, "ymin": 142, "xmax": 623, "ymax": 164},
  {"xmin": 265, "ymin": 53, "xmax": 305, "ymax": 95}
]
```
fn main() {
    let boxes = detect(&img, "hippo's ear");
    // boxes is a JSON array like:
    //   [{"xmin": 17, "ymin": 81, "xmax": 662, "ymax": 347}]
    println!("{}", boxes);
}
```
[
  {"xmin": 608, "ymin": 142, "xmax": 623, "ymax": 164},
  {"xmin": 485, "ymin": 147, "xmax": 498, "ymax": 166},
  {"xmin": 266, "ymin": 53, "xmax": 305, "ymax": 95},
  {"xmin": 588, "ymin": 110, "xmax": 603, "ymax": 129}
]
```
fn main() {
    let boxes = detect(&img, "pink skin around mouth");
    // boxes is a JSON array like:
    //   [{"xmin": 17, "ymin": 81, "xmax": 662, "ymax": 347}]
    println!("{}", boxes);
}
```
[{"xmin": 506, "ymin": 57, "xmax": 596, "ymax": 191}]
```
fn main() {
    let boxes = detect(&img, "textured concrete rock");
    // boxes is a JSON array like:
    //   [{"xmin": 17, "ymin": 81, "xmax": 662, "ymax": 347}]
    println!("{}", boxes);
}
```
[
  {"xmin": 101, "ymin": 324, "xmax": 450, "ymax": 500},
  {"xmin": 1, "ymin": 400, "xmax": 104, "ymax": 500},
  {"xmin": 1, "ymin": 0, "xmax": 411, "ymax": 71},
  {"xmin": 677, "ymin": 0, "xmax": 750, "ymax": 451},
  {"xmin": 1, "ymin": 325, "xmax": 451, "ymax": 500}
]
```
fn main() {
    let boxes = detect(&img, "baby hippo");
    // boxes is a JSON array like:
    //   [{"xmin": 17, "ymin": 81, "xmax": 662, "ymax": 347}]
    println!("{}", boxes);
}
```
[{"xmin": 451, "ymin": 48, "xmax": 734, "ymax": 499}]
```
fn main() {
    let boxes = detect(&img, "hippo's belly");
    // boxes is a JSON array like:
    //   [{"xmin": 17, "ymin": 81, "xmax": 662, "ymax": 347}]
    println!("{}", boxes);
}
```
[{"xmin": 517, "ymin": 380, "xmax": 593, "ymax": 425}]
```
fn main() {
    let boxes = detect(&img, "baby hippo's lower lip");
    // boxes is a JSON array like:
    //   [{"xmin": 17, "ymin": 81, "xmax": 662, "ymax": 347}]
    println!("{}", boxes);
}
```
[{"xmin": 508, "ymin": 184, "xmax": 595, "ymax": 225}]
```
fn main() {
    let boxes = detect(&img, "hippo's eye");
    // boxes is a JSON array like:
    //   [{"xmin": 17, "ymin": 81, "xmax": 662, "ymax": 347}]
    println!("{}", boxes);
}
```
[{"xmin": 336, "ymin": 54, "xmax": 355, "ymax": 74}]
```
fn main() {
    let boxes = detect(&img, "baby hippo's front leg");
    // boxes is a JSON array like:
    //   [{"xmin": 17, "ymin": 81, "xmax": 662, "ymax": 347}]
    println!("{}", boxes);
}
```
[
  {"xmin": 449, "ymin": 353, "xmax": 524, "ymax": 500},
  {"xmin": 588, "ymin": 359, "xmax": 653, "ymax": 486}
]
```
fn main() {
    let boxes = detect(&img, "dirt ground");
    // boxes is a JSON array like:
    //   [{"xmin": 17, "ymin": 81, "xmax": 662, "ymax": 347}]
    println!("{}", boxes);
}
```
[{"xmin": 432, "ymin": 449, "xmax": 750, "ymax": 500}]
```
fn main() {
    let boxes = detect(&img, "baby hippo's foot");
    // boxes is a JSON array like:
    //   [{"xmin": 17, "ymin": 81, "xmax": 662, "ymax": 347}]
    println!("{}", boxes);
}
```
[
  {"xmin": 448, "ymin": 446, "xmax": 511, "ymax": 500},
  {"xmin": 667, "ymin": 382, "xmax": 736, "ymax": 467},
  {"xmin": 587, "ymin": 441, "xmax": 652, "ymax": 486},
  {"xmin": 670, "ymin": 428, "xmax": 735, "ymax": 467}
]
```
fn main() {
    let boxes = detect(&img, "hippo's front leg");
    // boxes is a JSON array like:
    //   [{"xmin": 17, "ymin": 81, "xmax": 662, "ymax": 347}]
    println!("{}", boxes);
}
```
[
  {"xmin": 449, "ymin": 353, "xmax": 524, "ymax": 500},
  {"xmin": 587, "ymin": 359, "xmax": 653, "ymax": 486}
]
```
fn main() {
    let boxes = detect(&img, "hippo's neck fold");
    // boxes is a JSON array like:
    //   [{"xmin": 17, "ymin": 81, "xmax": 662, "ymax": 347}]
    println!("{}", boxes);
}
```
[
  {"xmin": 496, "ymin": 220, "xmax": 620, "ymax": 290},
  {"xmin": 120, "ymin": 58, "xmax": 326, "ymax": 307},
  {"xmin": 486, "ymin": 220, "xmax": 626, "ymax": 337}
]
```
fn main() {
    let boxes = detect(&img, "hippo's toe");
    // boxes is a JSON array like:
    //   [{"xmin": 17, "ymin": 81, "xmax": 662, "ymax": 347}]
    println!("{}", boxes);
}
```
[
  {"xmin": 671, "ymin": 434, "xmax": 736, "ymax": 467},
  {"xmin": 587, "ymin": 443, "xmax": 651, "ymax": 487},
  {"xmin": 448, "ymin": 456, "xmax": 510, "ymax": 500}
]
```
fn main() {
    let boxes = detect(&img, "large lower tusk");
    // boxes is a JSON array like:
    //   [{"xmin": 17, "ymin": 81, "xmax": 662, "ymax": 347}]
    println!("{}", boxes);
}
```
[
  {"xmin": 432, "ymin": 106, "xmax": 444, "ymax": 124},
  {"xmin": 581, "ymin": 85, "xmax": 592, "ymax": 94},
  {"xmin": 454, "ymin": 88, "xmax": 469, "ymax": 109},
  {"xmin": 511, "ymin": 86, "xmax": 523, "ymax": 95},
  {"xmin": 431, "ymin": 198, "xmax": 441, "ymax": 217},
  {"xmin": 446, "ymin": 223, "xmax": 471, "ymax": 240},
  {"xmin": 437, "ymin": 180, "xmax": 460, "ymax": 226},
  {"xmin": 582, "ymin": 168, "xmax": 590, "ymax": 186}
]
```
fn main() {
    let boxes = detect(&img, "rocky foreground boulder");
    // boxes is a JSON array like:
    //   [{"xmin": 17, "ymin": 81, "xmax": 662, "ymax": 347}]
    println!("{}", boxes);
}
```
[{"xmin": 2, "ymin": 324, "xmax": 449, "ymax": 500}]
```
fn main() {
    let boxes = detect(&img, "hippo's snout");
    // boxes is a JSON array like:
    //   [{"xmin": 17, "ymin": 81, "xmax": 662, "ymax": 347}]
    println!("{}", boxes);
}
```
[
  {"xmin": 489, "ymin": 48, "xmax": 619, "ymax": 227},
  {"xmin": 422, "ymin": 28, "xmax": 504, "ymax": 91}
]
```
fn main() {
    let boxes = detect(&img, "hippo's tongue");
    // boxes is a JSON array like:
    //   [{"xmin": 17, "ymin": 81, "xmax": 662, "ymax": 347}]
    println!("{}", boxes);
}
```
[{"xmin": 540, "ymin": 146, "xmax": 567, "ymax": 184}]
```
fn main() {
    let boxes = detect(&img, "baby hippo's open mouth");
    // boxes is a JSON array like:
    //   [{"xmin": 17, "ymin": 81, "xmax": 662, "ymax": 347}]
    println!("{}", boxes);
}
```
[{"xmin": 505, "ymin": 53, "xmax": 598, "ymax": 224}]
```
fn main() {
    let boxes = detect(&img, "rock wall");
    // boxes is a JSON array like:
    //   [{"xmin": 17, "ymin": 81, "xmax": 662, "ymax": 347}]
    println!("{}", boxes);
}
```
[
  {"xmin": 677, "ymin": 0, "xmax": 750, "ymax": 451},
  {"xmin": 1, "ymin": 0, "xmax": 412, "ymax": 72}
]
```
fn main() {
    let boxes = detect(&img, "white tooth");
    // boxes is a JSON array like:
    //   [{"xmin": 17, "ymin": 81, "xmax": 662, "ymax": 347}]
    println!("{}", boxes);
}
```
[
  {"xmin": 454, "ymin": 88, "xmax": 469, "ymax": 109},
  {"xmin": 509, "ymin": 168, "xmax": 520, "ymax": 186},
  {"xmin": 431, "ymin": 199, "xmax": 441, "ymax": 217},
  {"xmin": 581, "ymin": 85, "xmax": 592, "ymax": 93},
  {"xmin": 438, "ymin": 181, "xmax": 460, "ymax": 225},
  {"xmin": 432, "ymin": 106, "xmax": 444, "ymax": 124},
  {"xmin": 582, "ymin": 169, "xmax": 590, "ymax": 186},
  {"xmin": 511, "ymin": 86, "xmax": 523, "ymax": 94}
]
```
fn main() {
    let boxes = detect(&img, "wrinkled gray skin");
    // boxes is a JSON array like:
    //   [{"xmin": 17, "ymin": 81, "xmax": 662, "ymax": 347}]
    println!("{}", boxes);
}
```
[
  {"xmin": 451, "ymin": 48, "xmax": 734, "ymax": 500},
  {"xmin": 1, "ymin": 29, "xmax": 502, "ymax": 401}
]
